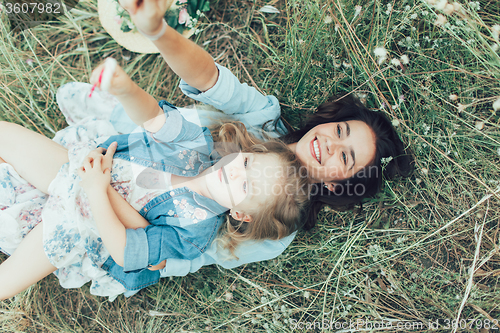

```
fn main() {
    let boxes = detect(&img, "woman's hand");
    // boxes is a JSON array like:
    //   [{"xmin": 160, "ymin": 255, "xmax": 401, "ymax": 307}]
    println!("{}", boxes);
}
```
[
  {"xmin": 90, "ymin": 63, "xmax": 135, "ymax": 97},
  {"xmin": 78, "ymin": 143, "xmax": 117, "ymax": 195},
  {"xmin": 119, "ymin": 0, "xmax": 169, "ymax": 36}
]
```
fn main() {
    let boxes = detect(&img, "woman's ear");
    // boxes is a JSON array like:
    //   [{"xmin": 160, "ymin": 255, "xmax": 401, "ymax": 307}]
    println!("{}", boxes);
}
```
[
  {"xmin": 323, "ymin": 182, "xmax": 336, "ymax": 192},
  {"xmin": 230, "ymin": 209, "xmax": 253, "ymax": 222}
]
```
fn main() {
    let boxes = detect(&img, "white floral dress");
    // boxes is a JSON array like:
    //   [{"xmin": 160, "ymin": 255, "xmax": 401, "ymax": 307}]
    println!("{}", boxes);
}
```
[
  {"xmin": 0, "ymin": 84, "xmax": 175, "ymax": 300},
  {"xmin": 0, "ymin": 133, "xmax": 175, "ymax": 300}
]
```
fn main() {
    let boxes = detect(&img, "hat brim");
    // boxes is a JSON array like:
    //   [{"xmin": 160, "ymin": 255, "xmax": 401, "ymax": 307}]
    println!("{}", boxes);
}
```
[{"xmin": 98, "ymin": 0, "xmax": 195, "ymax": 54}]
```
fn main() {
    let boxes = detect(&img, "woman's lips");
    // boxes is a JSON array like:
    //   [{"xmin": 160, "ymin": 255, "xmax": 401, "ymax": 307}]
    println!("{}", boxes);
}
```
[{"xmin": 310, "ymin": 137, "xmax": 321, "ymax": 163}]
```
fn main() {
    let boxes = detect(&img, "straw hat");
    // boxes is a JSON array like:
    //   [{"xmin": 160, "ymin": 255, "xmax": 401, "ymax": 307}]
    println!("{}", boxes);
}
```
[{"xmin": 98, "ymin": 0, "xmax": 195, "ymax": 54}]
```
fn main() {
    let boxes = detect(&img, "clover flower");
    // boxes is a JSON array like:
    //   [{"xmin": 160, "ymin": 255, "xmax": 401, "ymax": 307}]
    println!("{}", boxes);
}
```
[
  {"xmin": 391, "ymin": 58, "xmax": 401, "ymax": 66},
  {"xmin": 354, "ymin": 5, "xmax": 362, "ymax": 18},
  {"xmin": 449, "ymin": 94, "xmax": 458, "ymax": 101},
  {"xmin": 493, "ymin": 98, "xmax": 500, "ymax": 112},
  {"xmin": 374, "ymin": 46, "xmax": 388, "ymax": 64},
  {"xmin": 436, "ymin": 0, "xmax": 448, "ymax": 11},
  {"xmin": 469, "ymin": 1, "xmax": 480, "ymax": 11},
  {"xmin": 434, "ymin": 14, "xmax": 447, "ymax": 26},
  {"xmin": 444, "ymin": 3, "xmax": 455, "ymax": 14},
  {"xmin": 492, "ymin": 25, "xmax": 500, "ymax": 41},
  {"xmin": 324, "ymin": 15, "xmax": 333, "ymax": 24},
  {"xmin": 400, "ymin": 54, "xmax": 410, "ymax": 64}
]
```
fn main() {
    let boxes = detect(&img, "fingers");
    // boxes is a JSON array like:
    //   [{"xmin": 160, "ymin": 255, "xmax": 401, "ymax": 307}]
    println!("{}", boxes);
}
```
[
  {"xmin": 90, "ymin": 64, "xmax": 105, "ymax": 87},
  {"xmin": 102, "ymin": 142, "xmax": 117, "ymax": 169},
  {"xmin": 119, "ymin": 0, "xmax": 138, "ymax": 14},
  {"xmin": 77, "ymin": 166, "xmax": 85, "ymax": 178},
  {"xmin": 105, "ymin": 142, "xmax": 117, "ymax": 158},
  {"xmin": 83, "ymin": 156, "xmax": 93, "ymax": 171},
  {"xmin": 93, "ymin": 155, "xmax": 102, "ymax": 169}
]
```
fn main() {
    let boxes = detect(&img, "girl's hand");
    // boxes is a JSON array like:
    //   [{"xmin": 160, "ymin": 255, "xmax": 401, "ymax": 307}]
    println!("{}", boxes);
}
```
[
  {"xmin": 78, "ymin": 143, "xmax": 117, "ymax": 195},
  {"xmin": 90, "ymin": 63, "xmax": 135, "ymax": 97},
  {"xmin": 119, "ymin": 0, "xmax": 169, "ymax": 36},
  {"xmin": 85, "ymin": 144, "xmax": 117, "ymax": 172}
]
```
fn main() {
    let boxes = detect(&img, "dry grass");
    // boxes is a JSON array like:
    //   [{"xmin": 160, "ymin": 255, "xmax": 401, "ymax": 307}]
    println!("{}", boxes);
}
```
[{"xmin": 1, "ymin": 0, "xmax": 500, "ymax": 331}]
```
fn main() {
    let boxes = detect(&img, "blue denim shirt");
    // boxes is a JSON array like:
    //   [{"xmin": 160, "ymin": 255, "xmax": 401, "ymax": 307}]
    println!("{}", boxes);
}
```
[
  {"xmin": 98, "ymin": 101, "xmax": 227, "ymax": 291},
  {"xmin": 106, "ymin": 64, "xmax": 297, "ymax": 283}
]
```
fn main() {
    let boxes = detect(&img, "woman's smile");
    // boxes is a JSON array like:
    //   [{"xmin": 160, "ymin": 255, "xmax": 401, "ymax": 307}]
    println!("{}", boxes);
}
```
[{"xmin": 310, "ymin": 137, "xmax": 321, "ymax": 164}]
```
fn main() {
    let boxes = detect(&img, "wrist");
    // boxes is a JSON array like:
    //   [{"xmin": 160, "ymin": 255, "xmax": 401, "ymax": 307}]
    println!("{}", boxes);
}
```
[
  {"xmin": 137, "ymin": 19, "xmax": 168, "ymax": 41},
  {"xmin": 115, "ymin": 81, "xmax": 139, "ymax": 98},
  {"xmin": 85, "ymin": 186, "xmax": 108, "ymax": 200}
]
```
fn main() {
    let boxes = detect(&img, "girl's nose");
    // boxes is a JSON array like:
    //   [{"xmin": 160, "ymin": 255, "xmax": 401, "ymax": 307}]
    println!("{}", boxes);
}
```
[{"xmin": 228, "ymin": 165, "xmax": 243, "ymax": 180}]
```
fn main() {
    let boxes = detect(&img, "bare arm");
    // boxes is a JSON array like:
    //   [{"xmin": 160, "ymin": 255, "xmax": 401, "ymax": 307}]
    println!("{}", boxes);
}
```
[
  {"xmin": 119, "ymin": 0, "xmax": 219, "ymax": 92},
  {"xmin": 90, "ymin": 63, "xmax": 165, "ymax": 132}
]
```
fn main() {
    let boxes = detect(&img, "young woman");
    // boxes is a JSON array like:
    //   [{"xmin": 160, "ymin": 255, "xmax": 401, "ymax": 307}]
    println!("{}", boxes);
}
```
[
  {"xmin": 0, "ymin": 62, "xmax": 310, "ymax": 300},
  {"xmin": 49, "ymin": 0, "xmax": 413, "ymax": 289}
]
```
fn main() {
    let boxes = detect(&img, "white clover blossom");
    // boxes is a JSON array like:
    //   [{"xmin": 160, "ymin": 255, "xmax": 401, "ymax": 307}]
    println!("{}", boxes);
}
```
[
  {"xmin": 374, "ymin": 46, "xmax": 388, "ymax": 64},
  {"xmin": 468, "ymin": 1, "xmax": 480, "ymax": 10},
  {"xmin": 410, "ymin": 13, "xmax": 417, "ymax": 19},
  {"xmin": 354, "ymin": 5, "xmax": 362, "ymax": 18},
  {"xmin": 385, "ymin": 3, "xmax": 392, "ymax": 15},
  {"xmin": 391, "ymin": 119, "xmax": 400, "ymax": 126},
  {"xmin": 435, "ymin": 14, "xmax": 447, "ymax": 26},
  {"xmin": 436, "ymin": 0, "xmax": 448, "ymax": 10},
  {"xmin": 374, "ymin": 47, "xmax": 387, "ymax": 57},
  {"xmin": 492, "ymin": 25, "xmax": 500, "ymax": 41},
  {"xmin": 444, "ymin": 3, "xmax": 455, "ymax": 14},
  {"xmin": 449, "ymin": 94, "xmax": 458, "ymax": 101},
  {"xmin": 497, "ymin": 147, "xmax": 500, "ymax": 156},
  {"xmin": 493, "ymin": 98, "xmax": 500, "ymax": 112},
  {"xmin": 400, "ymin": 54, "xmax": 410, "ymax": 64},
  {"xmin": 381, "ymin": 156, "xmax": 394, "ymax": 165},
  {"xmin": 324, "ymin": 15, "xmax": 333, "ymax": 24},
  {"xmin": 391, "ymin": 58, "xmax": 401, "ymax": 66}
]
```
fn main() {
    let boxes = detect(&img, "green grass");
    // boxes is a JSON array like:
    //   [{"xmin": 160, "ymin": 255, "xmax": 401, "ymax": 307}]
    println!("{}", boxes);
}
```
[{"xmin": 1, "ymin": 0, "xmax": 500, "ymax": 331}]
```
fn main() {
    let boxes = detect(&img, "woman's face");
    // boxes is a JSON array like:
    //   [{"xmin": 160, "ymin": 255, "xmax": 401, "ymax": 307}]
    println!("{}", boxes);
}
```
[{"xmin": 293, "ymin": 120, "xmax": 376, "ymax": 184}]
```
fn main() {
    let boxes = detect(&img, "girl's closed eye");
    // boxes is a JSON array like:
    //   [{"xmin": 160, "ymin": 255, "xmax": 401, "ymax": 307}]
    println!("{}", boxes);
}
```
[
  {"xmin": 243, "ymin": 181, "xmax": 247, "ymax": 193},
  {"xmin": 244, "ymin": 157, "xmax": 248, "ymax": 168}
]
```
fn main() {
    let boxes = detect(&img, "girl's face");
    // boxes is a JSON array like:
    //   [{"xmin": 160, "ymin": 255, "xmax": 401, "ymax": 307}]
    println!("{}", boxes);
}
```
[
  {"xmin": 293, "ymin": 121, "xmax": 377, "ymax": 184},
  {"xmin": 205, "ymin": 152, "xmax": 283, "ymax": 214}
]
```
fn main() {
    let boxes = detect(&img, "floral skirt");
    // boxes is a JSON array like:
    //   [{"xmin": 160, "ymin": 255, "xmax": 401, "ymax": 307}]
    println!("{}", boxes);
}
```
[{"xmin": 0, "ymin": 104, "xmax": 131, "ymax": 301}]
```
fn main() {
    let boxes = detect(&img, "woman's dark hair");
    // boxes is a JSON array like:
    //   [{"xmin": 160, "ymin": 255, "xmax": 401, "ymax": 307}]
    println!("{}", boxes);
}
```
[{"xmin": 279, "ymin": 93, "xmax": 414, "ymax": 230}]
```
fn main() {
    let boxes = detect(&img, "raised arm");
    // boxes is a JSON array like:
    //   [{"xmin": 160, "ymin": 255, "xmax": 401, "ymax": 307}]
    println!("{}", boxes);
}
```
[
  {"xmin": 90, "ymin": 63, "xmax": 165, "ymax": 131},
  {"xmin": 118, "ymin": 0, "xmax": 218, "ymax": 91}
]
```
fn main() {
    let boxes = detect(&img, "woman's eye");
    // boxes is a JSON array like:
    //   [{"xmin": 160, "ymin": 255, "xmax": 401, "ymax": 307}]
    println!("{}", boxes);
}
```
[
  {"xmin": 243, "ymin": 181, "xmax": 247, "ymax": 193},
  {"xmin": 342, "ymin": 152, "xmax": 347, "ymax": 165},
  {"xmin": 337, "ymin": 124, "xmax": 342, "ymax": 137},
  {"xmin": 244, "ymin": 157, "xmax": 248, "ymax": 168}
]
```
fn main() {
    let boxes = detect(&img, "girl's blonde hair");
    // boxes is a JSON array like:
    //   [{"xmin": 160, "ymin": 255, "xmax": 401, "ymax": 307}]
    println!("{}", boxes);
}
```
[{"xmin": 211, "ymin": 122, "xmax": 310, "ymax": 257}]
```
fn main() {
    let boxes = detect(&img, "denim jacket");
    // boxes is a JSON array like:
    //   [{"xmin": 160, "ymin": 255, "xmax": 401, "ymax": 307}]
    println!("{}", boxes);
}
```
[
  {"xmin": 98, "ymin": 101, "xmax": 227, "ymax": 291},
  {"xmin": 104, "ymin": 64, "xmax": 296, "ymax": 281}
]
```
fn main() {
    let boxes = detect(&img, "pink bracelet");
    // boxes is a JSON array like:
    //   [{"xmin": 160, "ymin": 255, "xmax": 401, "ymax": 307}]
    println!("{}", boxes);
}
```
[{"xmin": 136, "ymin": 19, "xmax": 167, "ymax": 41}]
